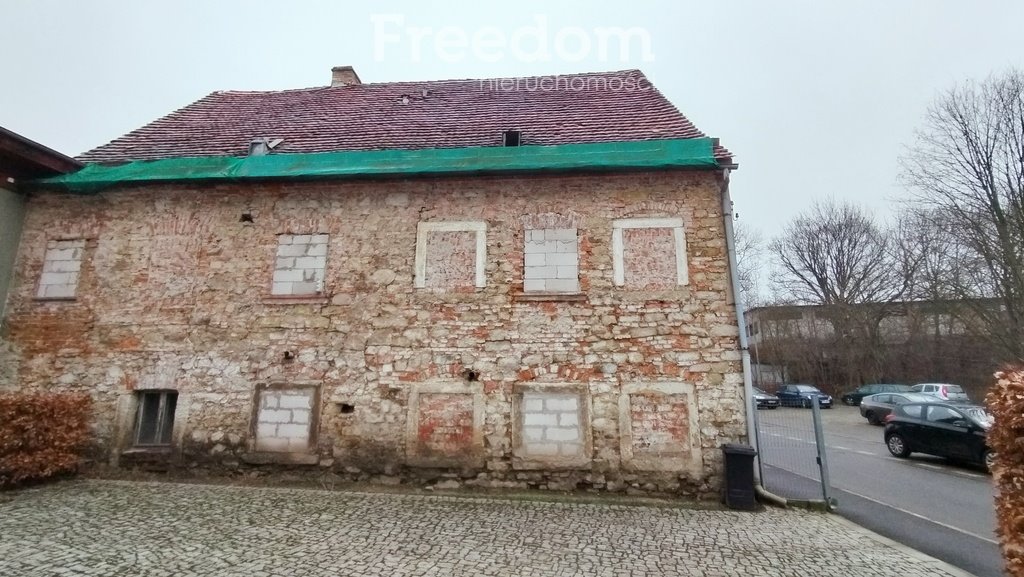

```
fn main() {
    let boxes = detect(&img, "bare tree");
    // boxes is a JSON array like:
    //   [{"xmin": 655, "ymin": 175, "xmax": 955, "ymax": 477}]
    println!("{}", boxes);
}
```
[
  {"xmin": 757, "ymin": 200, "xmax": 1002, "ymax": 393},
  {"xmin": 767, "ymin": 200, "xmax": 916, "ymax": 387},
  {"xmin": 902, "ymin": 69, "xmax": 1024, "ymax": 360},
  {"xmin": 895, "ymin": 208, "xmax": 965, "ymax": 302},
  {"xmin": 769, "ymin": 200, "xmax": 909, "ymax": 306},
  {"xmin": 734, "ymin": 220, "xmax": 765, "ymax": 308}
]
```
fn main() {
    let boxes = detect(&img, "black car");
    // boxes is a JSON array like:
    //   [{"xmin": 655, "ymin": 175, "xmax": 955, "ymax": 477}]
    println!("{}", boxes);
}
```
[
  {"xmin": 752, "ymin": 387, "xmax": 780, "ymax": 409},
  {"xmin": 775, "ymin": 384, "xmax": 833, "ymax": 408},
  {"xmin": 840, "ymin": 383, "xmax": 912, "ymax": 406},
  {"xmin": 883, "ymin": 402, "xmax": 995, "ymax": 471}
]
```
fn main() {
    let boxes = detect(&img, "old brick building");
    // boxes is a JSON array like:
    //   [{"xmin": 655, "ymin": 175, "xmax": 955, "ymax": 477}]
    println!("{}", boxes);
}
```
[{"xmin": 1, "ymin": 68, "xmax": 746, "ymax": 496}]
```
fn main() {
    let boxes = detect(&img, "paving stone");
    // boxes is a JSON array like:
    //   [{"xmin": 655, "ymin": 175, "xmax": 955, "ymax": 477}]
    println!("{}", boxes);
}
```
[{"xmin": 0, "ymin": 480, "xmax": 967, "ymax": 577}]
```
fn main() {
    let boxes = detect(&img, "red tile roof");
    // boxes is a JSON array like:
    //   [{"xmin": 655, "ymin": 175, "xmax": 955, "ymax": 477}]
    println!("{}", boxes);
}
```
[{"xmin": 79, "ymin": 69, "xmax": 732, "ymax": 164}]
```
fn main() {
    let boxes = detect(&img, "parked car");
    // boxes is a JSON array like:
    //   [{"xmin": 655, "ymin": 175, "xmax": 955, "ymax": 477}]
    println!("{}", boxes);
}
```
[
  {"xmin": 775, "ymin": 384, "xmax": 833, "ymax": 408},
  {"xmin": 752, "ymin": 387, "xmax": 780, "ymax": 409},
  {"xmin": 840, "ymin": 383, "xmax": 912, "ymax": 406},
  {"xmin": 909, "ymin": 383, "xmax": 970, "ymax": 402},
  {"xmin": 884, "ymin": 401, "xmax": 995, "ymax": 471},
  {"xmin": 859, "ymin": 392, "xmax": 936, "ymax": 425}
]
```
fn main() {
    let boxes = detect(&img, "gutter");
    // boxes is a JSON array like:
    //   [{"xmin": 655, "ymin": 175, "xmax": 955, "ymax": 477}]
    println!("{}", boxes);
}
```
[
  {"xmin": 0, "ymin": 125, "xmax": 83, "ymax": 176},
  {"xmin": 755, "ymin": 484, "xmax": 788, "ymax": 508},
  {"xmin": 719, "ymin": 169, "xmax": 788, "ymax": 507}
]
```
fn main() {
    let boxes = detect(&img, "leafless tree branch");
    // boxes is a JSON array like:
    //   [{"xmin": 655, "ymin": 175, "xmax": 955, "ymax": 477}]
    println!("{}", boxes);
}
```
[{"xmin": 901, "ymin": 69, "xmax": 1024, "ymax": 360}]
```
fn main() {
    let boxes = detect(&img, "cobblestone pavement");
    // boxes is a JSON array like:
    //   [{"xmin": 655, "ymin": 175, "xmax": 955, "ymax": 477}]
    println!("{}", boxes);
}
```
[{"xmin": 0, "ymin": 480, "xmax": 968, "ymax": 577}]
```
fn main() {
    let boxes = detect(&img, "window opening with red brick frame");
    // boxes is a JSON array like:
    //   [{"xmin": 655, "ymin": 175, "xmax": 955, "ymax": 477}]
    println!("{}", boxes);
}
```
[
  {"xmin": 413, "ymin": 221, "xmax": 487, "ymax": 290},
  {"xmin": 611, "ymin": 218, "xmax": 688, "ymax": 289}
]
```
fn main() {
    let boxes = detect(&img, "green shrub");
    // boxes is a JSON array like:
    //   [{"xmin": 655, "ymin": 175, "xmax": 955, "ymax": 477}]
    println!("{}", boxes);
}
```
[{"xmin": 0, "ymin": 392, "xmax": 93, "ymax": 488}]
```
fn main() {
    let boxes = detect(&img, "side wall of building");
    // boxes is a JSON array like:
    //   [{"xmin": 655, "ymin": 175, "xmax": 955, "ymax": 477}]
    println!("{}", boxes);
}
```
[
  {"xmin": 0, "ymin": 186, "xmax": 26, "ymax": 387},
  {"xmin": 2, "ymin": 170, "xmax": 744, "ymax": 496},
  {"xmin": 0, "ymin": 186, "xmax": 25, "ymax": 317}
]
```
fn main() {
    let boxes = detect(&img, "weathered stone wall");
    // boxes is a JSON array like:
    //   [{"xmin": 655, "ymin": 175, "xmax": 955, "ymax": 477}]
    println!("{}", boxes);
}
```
[{"xmin": 1, "ymin": 170, "xmax": 744, "ymax": 496}]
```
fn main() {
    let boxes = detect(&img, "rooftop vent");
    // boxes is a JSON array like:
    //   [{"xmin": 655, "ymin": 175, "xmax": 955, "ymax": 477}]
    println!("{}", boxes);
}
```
[
  {"xmin": 398, "ymin": 90, "xmax": 431, "ymax": 105},
  {"xmin": 331, "ymin": 66, "xmax": 361, "ymax": 87},
  {"xmin": 502, "ymin": 130, "xmax": 522, "ymax": 147},
  {"xmin": 248, "ymin": 139, "xmax": 269, "ymax": 156},
  {"xmin": 247, "ymin": 138, "xmax": 283, "ymax": 156}
]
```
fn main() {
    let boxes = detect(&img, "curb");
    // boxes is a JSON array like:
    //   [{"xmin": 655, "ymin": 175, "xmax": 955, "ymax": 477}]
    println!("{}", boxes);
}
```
[{"xmin": 827, "ymin": 513, "xmax": 981, "ymax": 577}]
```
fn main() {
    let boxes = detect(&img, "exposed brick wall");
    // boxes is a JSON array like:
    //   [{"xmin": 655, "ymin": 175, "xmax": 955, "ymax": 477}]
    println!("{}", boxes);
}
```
[
  {"xmin": 629, "ymin": 392, "xmax": 690, "ymax": 454},
  {"xmin": 622, "ymin": 228, "xmax": 677, "ymax": 290},
  {"xmin": 415, "ymin": 393, "xmax": 475, "ymax": 459},
  {"xmin": 1, "ymin": 170, "xmax": 744, "ymax": 496},
  {"xmin": 424, "ymin": 231, "xmax": 476, "ymax": 290}
]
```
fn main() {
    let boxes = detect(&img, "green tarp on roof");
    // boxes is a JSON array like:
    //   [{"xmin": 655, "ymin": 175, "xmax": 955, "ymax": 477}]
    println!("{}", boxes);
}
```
[{"xmin": 37, "ymin": 138, "xmax": 720, "ymax": 194}]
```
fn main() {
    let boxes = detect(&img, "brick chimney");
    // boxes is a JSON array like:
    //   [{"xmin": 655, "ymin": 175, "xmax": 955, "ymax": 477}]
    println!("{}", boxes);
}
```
[{"xmin": 331, "ymin": 66, "xmax": 361, "ymax": 87}]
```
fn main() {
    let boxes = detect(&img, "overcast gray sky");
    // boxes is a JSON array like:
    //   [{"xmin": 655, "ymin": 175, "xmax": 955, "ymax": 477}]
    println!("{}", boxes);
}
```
[{"xmin": 2, "ymin": 0, "xmax": 1022, "ymax": 238}]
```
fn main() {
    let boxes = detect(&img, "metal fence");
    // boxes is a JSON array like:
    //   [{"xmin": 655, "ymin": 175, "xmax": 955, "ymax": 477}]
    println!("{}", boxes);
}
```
[{"xmin": 752, "ymin": 397, "xmax": 834, "ymax": 505}]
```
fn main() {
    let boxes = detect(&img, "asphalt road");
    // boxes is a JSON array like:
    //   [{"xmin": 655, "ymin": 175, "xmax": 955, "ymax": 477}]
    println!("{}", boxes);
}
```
[{"xmin": 755, "ymin": 405, "xmax": 1002, "ymax": 577}]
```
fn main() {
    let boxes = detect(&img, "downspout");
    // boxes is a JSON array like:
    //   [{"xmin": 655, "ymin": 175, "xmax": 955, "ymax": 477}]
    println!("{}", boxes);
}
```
[{"xmin": 720, "ymin": 169, "xmax": 787, "ymax": 507}]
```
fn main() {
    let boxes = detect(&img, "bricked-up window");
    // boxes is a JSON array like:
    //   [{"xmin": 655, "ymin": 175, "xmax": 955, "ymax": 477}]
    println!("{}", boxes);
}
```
[
  {"xmin": 523, "ymin": 228, "xmax": 579, "ymax": 292},
  {"xmin": 406, "ymin": 384, "xmax": 484, "ymax": 468},
  {"xmin": 619, "ymin": 383, "xmax": 700, "ymax": 473},
  {"xmin": 254, "ymin": 386, "xmax": 316, "ymax": 452},
  {"xmin": 133, "ymin": 390, "xmax": 178, "ymax": 447},
  {"xmin": 271, "ymin": 234, "xmax": 328, "ymax": 296},
  {"xmin": 36, "ymin": 239, "xmax": 85, "ymax": 299},
  {"xmin": 611, "ymin": 218, "xmax": 688, "ymax": 289},
  {"xmin": 414, "ymin": 221, "xmax": 487, "ymax": 289},
  {"xmin": 520, "ymin": 391, "xmax": 585, "ymax": 459}
]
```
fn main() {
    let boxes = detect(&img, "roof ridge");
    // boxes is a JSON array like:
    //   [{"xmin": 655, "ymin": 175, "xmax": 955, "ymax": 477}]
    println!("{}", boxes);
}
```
[{"xmin": 211, "ymin": 69, "xmax": 647, "ymax": 96}]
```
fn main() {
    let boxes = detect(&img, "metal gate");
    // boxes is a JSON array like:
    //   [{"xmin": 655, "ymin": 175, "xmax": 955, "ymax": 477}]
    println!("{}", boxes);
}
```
[{"xmin": 752, "ymin": 396, "xmax": 835, "ymax": 507}]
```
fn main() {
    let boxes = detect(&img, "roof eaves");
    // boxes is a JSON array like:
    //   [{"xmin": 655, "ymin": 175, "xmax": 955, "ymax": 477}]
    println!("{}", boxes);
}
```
[
  {"xmin": 38, "ymin": 138, "xmax": 721, "ymax": 194},
  {"xmin": 0, "ymin": 126, "xmax": 83, "ymax": 178}
]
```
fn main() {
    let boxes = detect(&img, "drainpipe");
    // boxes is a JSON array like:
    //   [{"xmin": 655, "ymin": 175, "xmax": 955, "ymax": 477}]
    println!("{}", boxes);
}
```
[{"xmin": 720, "ymin": 169, "xmax": 783, "ymax": 504}]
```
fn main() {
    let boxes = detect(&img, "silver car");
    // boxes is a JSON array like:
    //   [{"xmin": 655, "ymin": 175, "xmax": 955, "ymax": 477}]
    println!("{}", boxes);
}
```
[
  {"xmin": 752, "ymin": 387, "xmax": 780, "ymax": 409},
  {"xmin": 859, "ymin": 392, "xmax": 936, "ymax": 425},
  {"xmin": 910, "ymin": 383, "xmax": 970, "ymax": 403}
]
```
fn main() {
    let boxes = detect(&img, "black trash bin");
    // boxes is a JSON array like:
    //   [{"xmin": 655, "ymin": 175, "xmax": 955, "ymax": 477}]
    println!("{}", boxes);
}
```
[{"xmin": 721, "ymin": 443, "xmax": 758, "ymax": 510}]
